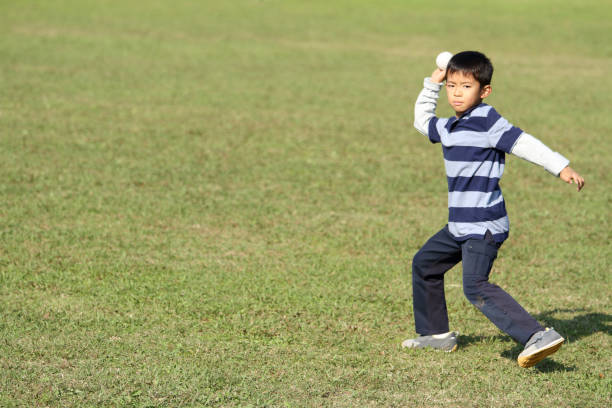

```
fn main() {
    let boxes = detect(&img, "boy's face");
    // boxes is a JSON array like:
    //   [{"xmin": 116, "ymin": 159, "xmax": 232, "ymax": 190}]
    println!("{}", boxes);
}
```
[{"xmin": 445, "ymin": 71, "xmax": 491, "ymax": 116}]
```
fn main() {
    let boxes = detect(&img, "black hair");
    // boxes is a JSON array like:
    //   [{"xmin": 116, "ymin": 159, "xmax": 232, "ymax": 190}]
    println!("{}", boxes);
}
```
[{"xmin": 447, "ymin": 51, "xmax": 493, "ymax": 87}]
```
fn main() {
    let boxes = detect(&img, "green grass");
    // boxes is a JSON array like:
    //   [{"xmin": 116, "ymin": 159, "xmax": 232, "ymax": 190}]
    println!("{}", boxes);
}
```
[{"xmin": 1, "ymin": 0, "xmax": 611, "ymax": 406}]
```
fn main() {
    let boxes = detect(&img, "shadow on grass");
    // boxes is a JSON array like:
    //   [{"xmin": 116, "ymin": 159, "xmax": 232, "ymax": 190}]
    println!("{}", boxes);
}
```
[
  {"xmin": 460, "ymin": 309, "xmax": 611, "ymax": 372},
  {"xmin": 534, "ymin": 309, "xmax": 612, "ymax": 340}
]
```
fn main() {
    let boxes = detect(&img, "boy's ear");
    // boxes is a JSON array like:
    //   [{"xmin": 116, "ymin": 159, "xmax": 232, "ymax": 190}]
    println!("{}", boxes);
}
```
[{"xmin": 480, "ymin": 84, "xmax": 492, "ymax": 99}]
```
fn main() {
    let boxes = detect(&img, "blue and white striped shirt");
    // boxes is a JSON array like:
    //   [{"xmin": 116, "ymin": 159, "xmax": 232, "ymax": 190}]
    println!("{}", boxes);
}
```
[{"xmin": 428, "ymin": 103, "xmax": 522, "ymax": 242}]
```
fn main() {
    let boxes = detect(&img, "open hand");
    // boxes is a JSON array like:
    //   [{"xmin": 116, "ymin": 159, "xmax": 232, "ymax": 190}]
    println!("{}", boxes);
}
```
[{"xmin": 559, "ymin": 166, "xmax": 585, "ymax": 191}]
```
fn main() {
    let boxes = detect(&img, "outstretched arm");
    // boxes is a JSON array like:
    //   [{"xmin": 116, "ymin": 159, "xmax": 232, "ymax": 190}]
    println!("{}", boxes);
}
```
[
  {"xmin": 414, "ymin": 68, "xmax": 446, "ymax": 136},
  {"xmin": 510, "ymin": 133, "xmax": 585, "ymax": 191}
]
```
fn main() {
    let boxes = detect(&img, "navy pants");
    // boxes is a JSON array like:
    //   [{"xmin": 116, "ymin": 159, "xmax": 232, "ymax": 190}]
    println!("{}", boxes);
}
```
[{"xmin": 412, "ymin": 225, "xmax": 543, "ymax": 345}]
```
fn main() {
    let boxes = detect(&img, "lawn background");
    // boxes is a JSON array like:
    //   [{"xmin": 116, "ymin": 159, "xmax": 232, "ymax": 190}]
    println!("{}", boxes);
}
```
[{"xmin": 0, "ymin": 0, "xmax": 610, "ymax": 406}]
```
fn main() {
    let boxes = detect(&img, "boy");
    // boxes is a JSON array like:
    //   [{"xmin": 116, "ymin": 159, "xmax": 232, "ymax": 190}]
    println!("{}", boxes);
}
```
[{"xmin": 402, "ymin": 51, "xmax": 584, "ymax": 368}]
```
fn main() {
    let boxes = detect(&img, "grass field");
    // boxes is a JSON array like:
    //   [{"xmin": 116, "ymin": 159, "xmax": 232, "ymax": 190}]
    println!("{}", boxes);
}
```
[{"xmin": 1, "ymin": 0, "xmax": 611, "ymax": 406}]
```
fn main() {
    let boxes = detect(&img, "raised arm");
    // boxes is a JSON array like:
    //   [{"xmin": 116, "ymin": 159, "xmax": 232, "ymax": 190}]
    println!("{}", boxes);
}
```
[
  {"xmin": 414, "ymin": 68, "xmax": 446, "ymax": 136},
  {"xmin": 511, "ymin": 133, "xmax": 585, "ymax": 191}
]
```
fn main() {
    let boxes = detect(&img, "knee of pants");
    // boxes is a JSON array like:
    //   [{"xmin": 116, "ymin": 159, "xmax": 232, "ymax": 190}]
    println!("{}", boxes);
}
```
[{"xmin": 463, "ymin": 275, "xmax": 486, "ymax": 306}]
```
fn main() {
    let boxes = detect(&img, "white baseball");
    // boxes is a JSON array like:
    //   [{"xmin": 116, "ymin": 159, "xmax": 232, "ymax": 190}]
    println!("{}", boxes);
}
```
[{"xmin": 436, "ymin": 51, "xmax": 453, "ymax": 70}]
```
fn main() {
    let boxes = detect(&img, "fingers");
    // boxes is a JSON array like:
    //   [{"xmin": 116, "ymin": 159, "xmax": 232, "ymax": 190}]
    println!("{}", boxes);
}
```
[
  {"xmin": 570, "ymin": 174, "xmax": 584, "ymax": 191},
  {"xmin": 576, "ymin": 175, "xmax": 585, "ymax": 191},
  {"xmin": 430, "ymin": 68, "xmax": 446, "ymax": 83},
  {"xmin": 561, "ymin": 167, "xmax": 585, "ymax": 192}
]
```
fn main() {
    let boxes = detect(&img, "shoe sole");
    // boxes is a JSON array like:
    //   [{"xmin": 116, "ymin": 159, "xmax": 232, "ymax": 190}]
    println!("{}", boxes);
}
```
[
  {"xmin": 401, "ymin": 342, "xmax": 458, "ymax": 352},
  {"xmin": 517, "ymin": 338, "xmax": 564, "ymax": 368}
]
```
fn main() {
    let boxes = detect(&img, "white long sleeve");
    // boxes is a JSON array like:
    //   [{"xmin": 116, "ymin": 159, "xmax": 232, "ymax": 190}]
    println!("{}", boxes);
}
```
[
  {"xmin": 510, "ymin": 132, "xmax": 570, "ymax": 176},
  {"xmin": 414, "ymin": 77, "xmax": 443, "ymax": 136}
]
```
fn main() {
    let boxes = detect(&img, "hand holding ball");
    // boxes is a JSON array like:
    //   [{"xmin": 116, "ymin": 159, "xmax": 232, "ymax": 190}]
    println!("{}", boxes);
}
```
[
  {"xmin": 436, "ymin": 51, "xmax": 453, "ymax": 70},
  {"xmin": 431, "ymin": 52, "xmax": 452, "ymax": 83}
]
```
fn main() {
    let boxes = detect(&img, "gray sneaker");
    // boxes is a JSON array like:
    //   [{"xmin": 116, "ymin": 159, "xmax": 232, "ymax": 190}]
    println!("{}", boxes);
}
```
[
  {"xmin": 518, "ymin": 328, "xmax": 565, "ymax": 368},
  {"xmin": 401, "ymin": 331, "xmax": 458, "ymax": 352}
]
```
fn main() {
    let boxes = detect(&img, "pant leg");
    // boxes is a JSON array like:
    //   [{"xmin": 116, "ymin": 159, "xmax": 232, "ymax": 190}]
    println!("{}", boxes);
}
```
[
  {"xmin": 461, "ymin": 237, "xmax": 544, "ymax": 345},
  {"xmin": 412, "ymin": 226, "xmax": 462, "ymax": 335}
]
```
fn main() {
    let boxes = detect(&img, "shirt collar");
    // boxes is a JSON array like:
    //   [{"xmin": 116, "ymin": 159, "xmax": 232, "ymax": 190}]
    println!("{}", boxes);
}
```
[
  {"xmin": 460, "ymin": 102, "xmax": 487, "ymax": 119},
  {"xmin": 448, "ymin": 103, "xmax": 488, "ymax": 129}
]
